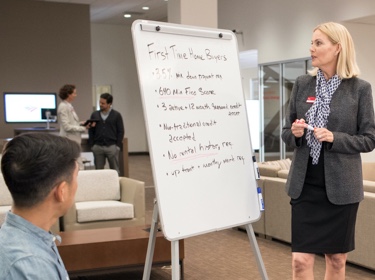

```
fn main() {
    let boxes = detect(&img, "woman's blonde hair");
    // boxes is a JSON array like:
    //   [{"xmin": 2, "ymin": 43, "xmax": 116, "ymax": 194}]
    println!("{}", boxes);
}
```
[{"xmin": 309, "ymin": 22, "xmax": 360, "ymax": 78}]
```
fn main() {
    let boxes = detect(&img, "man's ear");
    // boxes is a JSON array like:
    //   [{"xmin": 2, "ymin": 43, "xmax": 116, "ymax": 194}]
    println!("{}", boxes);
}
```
[{"xmin": 54, "ymin": 181, "xmax": 67, "ymax": 202}]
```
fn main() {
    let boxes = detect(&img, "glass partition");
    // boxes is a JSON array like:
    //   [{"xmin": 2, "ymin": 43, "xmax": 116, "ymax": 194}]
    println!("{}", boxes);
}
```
[
  {"xmin": 259, "ymin": 58, "xmax": 311, "ymax": 161},
  {"xmin": 282, "ymin": 61, "xmax": 308, "ymax": 159},
  {"xmin": 261, "ymin": 64, "xmax": 281, "ymax": 161}
]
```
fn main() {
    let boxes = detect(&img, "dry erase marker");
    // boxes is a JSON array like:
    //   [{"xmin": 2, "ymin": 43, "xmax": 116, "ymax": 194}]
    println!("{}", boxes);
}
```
[
  {"xmin": 257, "ymin": 187, "xmax": 264, "ymax": 211},
  {"xmin": 252, "ymin": 156, "xmax": 260, "ymax": 179},
  {"xmin": 306, "ymin": 124, "xmax": 314, "ymax": 131}
]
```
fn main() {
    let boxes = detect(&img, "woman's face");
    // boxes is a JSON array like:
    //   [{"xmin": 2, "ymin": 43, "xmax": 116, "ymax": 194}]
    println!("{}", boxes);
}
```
[
  {"xmin": 67, "ymin": 88, "xmax": 77, "ymax": 103},
  {"xmin": 310, "ymin": 29, "xmax": 340, "ymax": 75}
]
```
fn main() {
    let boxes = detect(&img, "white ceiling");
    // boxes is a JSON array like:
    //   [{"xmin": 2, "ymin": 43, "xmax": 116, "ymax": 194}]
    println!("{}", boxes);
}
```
[{"xmin": 36, "ymin": 0, "xmax": 168, "ymax": 25}]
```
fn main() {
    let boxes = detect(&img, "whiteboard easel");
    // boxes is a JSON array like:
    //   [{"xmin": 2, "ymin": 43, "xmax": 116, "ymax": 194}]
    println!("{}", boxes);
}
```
[
  {"xmin": 132, "ymin": 20, "xmax": 268, "ymax": 279},
  {"xmin": 143, "ymin": 200, "xmax": 182, "ymax": 280},
  {"xmin": 142, "ymin": 200, "xmax": 268, "ymax": 280}
]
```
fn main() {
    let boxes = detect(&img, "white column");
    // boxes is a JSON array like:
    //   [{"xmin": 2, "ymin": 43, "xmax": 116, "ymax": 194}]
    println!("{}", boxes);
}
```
[{"xmin": 168, "ymin": 0, "xmax": 218, "ymax": 28}]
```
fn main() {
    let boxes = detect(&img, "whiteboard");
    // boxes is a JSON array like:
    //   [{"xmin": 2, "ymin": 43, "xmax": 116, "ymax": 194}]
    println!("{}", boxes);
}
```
[{"xmin": 132, "ymin": 20, "xmax": 260, "ymax": 241}]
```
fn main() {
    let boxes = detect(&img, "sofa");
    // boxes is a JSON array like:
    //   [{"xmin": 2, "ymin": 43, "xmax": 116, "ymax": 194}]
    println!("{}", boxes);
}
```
[
  {"xmin": 61, "ymin": 169, "xmax": 146, "ymax": 231},
  {"xmin": 254, "ymin": 158, "xmax": 375, "ymax": 271}
]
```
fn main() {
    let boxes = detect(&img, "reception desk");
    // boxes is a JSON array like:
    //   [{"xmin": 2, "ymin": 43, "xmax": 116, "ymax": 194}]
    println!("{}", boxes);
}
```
[{"xmin": 10, "ymin": 128, "xmax": 129, "ymax": 177}]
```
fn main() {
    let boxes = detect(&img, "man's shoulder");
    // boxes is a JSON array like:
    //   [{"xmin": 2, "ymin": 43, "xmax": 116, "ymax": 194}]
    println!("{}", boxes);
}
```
[
  {"xmin": 110, "ymin": 109, "xmax": 124, "ymax": 119},
  {"xmin": 0, "ymin": 225, "xmax": 57, "ymax": 273},
  {"xmin": 111, "ymin": 109, "xmax": 122, "ymax": 115},
  {"xmin": 0, "ymin": 249, "xmax": 60, "ymax": 279},
  {"xmin": 0, "ymin": 227, "xmax": 31, "ymax": 269}
]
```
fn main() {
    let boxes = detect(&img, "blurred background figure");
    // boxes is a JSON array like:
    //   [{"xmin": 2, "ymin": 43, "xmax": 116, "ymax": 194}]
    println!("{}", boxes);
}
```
[
  {"xmin": 89, "ymin": 93, "xmax": 124, "ymax": 174},
  {"xmin": 58, "ymin": 84, "xmax": 90, "ymax": 169}
]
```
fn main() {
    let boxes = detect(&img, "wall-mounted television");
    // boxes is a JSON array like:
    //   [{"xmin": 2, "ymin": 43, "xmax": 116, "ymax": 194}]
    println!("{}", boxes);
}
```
[{"xmin": 3, "ymin": 92, "xmax": 58, "ymax": 123}]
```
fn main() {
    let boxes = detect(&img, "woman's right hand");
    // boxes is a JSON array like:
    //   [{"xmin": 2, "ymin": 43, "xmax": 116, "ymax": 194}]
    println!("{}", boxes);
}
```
[{"xmin": 291, "ymin": 119, "xmax": 307, "ymax": 138}]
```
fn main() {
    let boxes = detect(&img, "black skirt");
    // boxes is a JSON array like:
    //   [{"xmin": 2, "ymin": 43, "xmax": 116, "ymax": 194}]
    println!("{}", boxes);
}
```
[{"xmin": 290, "ymin": 152, "xmax": 359, "ymax": 254}]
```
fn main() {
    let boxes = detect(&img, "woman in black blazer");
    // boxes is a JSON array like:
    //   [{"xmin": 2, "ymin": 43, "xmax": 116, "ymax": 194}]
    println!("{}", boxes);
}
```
[{"xmin": 282, "ymin": 22, "xmax": 375, "ymax": 279}]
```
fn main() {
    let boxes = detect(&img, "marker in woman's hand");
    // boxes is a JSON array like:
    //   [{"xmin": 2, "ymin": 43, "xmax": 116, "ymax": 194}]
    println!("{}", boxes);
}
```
[{"xmin": 305, "ymin": 124, "xmax": 314, "ymax": 131}]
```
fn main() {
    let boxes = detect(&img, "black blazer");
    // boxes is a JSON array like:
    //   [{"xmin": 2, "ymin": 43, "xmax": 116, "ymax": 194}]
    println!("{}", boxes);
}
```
[{"xmin": 282, "ymin": 74, "xmax": 375, "ymax": 205}]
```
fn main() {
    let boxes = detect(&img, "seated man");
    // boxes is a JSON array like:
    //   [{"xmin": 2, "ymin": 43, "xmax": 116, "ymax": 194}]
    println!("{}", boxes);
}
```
[{"xmin": 0, "ymin": 133, "xmax": 80, "ymax": 279}]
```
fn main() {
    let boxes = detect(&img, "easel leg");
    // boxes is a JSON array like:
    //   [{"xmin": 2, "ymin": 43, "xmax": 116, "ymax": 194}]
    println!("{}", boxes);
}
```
[
  {"xmin": 142, "ymin": 199, "xmax": 159, "ymax": 280},
  {"xmin": 171, "ymin": 240, "xmax": 180, "ymax": 280},
  {"xmin": 245, "ymin": 223, "xmax": 269, "ymax": 280}
]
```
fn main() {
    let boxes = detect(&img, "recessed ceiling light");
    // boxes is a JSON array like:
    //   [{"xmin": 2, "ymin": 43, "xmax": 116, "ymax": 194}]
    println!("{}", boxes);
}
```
[
  {"xmin": 124, "ymin": 14, "xmax": 131, "ymax": 18},
  {"xmin": 142, "ymin": 7, "xmax": 149, "ymax": 10}
]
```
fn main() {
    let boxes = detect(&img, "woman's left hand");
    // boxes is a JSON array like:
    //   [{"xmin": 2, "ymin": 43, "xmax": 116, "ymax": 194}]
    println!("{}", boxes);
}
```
[{"xmin": 314, "ymin": 127, "xmax": 334, "ymax": 143}]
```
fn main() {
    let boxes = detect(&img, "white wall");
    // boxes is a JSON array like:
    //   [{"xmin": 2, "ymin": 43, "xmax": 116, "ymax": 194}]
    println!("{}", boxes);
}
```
[
  {"xmin": 346, "ymin": 22, "xmax": 375, "ymax": 161},
  {"xmin": 218, "ymin": 0, "xmax": 375, "ymax": 62},
  {"xmin": 218, "ymin": 0, "xmax": 375, "ymax": 161},
  {"xmin": 0, "ymin": 0, "xmax": 92, "ymax": 140},
  {"xmin": 91, "ymin": 24, "xmax": 147, "ymax": 152}
]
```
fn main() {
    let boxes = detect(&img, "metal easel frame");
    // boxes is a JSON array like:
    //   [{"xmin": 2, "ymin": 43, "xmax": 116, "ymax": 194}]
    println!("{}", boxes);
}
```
[{"xmin": 142, "ymin": 200, "xmax": 268, "ymax": 280}]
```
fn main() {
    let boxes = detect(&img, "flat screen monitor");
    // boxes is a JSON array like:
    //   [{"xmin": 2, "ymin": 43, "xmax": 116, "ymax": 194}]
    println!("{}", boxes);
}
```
[{"xmin": 3, "ymin": 92, "xmax": 58, "ymax": 123}]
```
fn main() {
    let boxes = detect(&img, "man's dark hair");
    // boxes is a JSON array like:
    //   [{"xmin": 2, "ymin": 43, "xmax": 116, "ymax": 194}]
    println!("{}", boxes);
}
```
[
  {"xmin": 100, "ymin": 93, "xmax": 113, "ymax": 105},
  {"xmin": 59, "ymin": 84, "xmax": 76, "ymax": 100},
  {"xmin": 1, "ymin": 133, "xmax": 81, "ymax": 208}
]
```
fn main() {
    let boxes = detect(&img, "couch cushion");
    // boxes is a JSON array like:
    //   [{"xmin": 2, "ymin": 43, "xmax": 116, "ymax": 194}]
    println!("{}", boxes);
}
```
[
  {"xmin": 362, "ymin": 162, "xmax": 375, "ymax": 181},
  {"xmin": 0, "ymin": 174, "xmax": 13, "ymax": 207},
  {"xmin": 0, "ymin": 206, "xmax": 11, "ymax": 225},
  {"xmin": 261, "ymin": 158, "xmax": 292, "ymax": 170},
  {"xmin": 76, "ymin": 170, "xmax": 120, "ymax": 202},
  {"xmin": 363, "ymin": 180, "xmax": 375, "ymax": 194},
  {"xmin": 278, "ymin": 169, "xmax": 289, "ymax": 179},
  {"xmin": 258, "ymin": 159, "xmax": 292, "ymax": 178},
  {"xmin": 258, "ymin": 164, "xmax": 280, "ymax": 177},
  {"xmin": 76, "ymin": 201, "xmax": 134, "ymax": 223}
]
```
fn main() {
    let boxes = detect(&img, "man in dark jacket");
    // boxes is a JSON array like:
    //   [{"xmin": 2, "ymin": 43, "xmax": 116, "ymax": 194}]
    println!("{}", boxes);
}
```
[{"xmin": 88, "ymin": 93, "xmax": 125, "ymax": 174}]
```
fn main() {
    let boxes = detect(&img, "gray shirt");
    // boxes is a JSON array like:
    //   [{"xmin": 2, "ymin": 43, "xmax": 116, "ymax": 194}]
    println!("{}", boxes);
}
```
[{"xmin": 0, "ymin": 212, "xmax": 69, "ymax": 280}]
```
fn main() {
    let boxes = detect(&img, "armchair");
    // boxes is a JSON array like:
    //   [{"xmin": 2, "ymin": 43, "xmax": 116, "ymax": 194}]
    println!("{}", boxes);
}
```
[
  {"xmin": 61, "ymin": 169, "xmax": 145, "ymax": 231},
  {"xmin": 0, "ymin": 174, "xmax": 12, "ymax": 226}
]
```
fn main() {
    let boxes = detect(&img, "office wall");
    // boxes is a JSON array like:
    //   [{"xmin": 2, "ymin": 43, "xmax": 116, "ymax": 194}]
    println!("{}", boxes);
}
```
[
  {"xmin": 218, "ymin": 0, "xmax": 375, "ymax": 62},
  {"xmin": 91, "ymin": 24, "xmax": 147, "ymax": 152},
  {"xmin": 217, "ymin": 0, "xmax": 375, "ymax": 98},
  {"xmin": 89, "ymin": 0, "xmax": 375, "ymax": 156},
  {"xmin": 0, "ymin": 0, "xmax": 92, "ymax": 140},
  {"xmin": 345, "ymin": 22, "xmax": 375, "ymax": 161},
  {"xmin": 218, "ymin": 0, "xmax": 375, "ymax": 161}
]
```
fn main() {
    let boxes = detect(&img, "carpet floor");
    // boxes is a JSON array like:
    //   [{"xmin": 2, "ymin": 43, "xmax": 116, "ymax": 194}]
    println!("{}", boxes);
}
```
[{"xmin": 71, "ymin": 155, "xmax": 375, "ymax": 279}]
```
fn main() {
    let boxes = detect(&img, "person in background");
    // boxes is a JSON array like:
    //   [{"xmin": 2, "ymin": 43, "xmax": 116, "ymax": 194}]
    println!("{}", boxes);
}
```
[
  {"xmin": 282, "ymin": 22, "xmax": 375, "ymax": 279},
  {"xmin": 57, "ymin": 84, "xmax": 88, "ymax": 145},
  {"xmin": 58, "ymin": 84, "xmax": 90, "ymax": 169},
  {"xmin": 88, "ymin": 93, "xmax": 125, "ymax": 174},
  {"xmin": 0, "ymin": 133, "xmax": 81, "ymax": 279}
]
